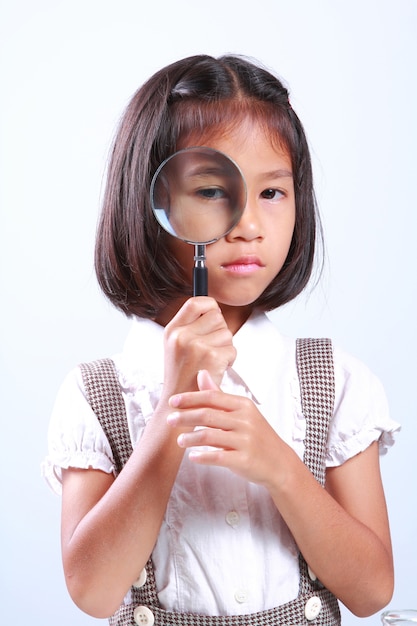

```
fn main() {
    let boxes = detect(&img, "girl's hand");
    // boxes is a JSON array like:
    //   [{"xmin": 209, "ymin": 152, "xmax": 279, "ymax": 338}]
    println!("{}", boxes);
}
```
[
  {"xmin": 167, "ymin": 370, "xmax": 394, "ymax": 616},
  {"xmin": 167, "ymin": 369, "xmax": 282, "ymax": 487},
  {"xmin": 162, "ymin": 298, "xmax": 236, "ymax": 397}
]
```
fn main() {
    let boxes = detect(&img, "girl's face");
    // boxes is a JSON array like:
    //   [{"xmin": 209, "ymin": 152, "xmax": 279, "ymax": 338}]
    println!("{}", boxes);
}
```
[{"xmin": 167, "ymin": 120, "xmax": 296, "ymax": 331}]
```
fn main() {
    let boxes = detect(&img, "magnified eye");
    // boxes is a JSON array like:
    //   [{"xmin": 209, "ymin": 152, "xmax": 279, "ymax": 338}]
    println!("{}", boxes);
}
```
[
  {"xmin": 261, "ymin": 188, "xmax": 284, "ymax": 201},
  {"xmin": 197, "ymin": 187, "xmax": 227, "ymax": 200}
]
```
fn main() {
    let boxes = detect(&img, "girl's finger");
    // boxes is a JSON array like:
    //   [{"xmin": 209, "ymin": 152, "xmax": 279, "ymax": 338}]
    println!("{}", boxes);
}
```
[
  {"xmin": 197, "ymin": 369, "xmax": 218, "ymax": 391},
  {"xmin": 177, "ymin": 427, "xmax": 234, "ymax": 450},
  {"xmin": 169, "ymin": 389, "xmax": 244, "ymax": 411},
  {"xmin": 167, "ymin": 407, "xmax": 236, "ymax": 431},
  {"xmin": 167, "ymin": 296, "xmax": 222, "ymax": 328}
]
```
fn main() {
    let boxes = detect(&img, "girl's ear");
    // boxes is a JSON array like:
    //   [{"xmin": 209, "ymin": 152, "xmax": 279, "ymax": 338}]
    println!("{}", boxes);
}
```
[{"xmin": 197, "ymin": 369, "xmax": 219, "ymax": 391}]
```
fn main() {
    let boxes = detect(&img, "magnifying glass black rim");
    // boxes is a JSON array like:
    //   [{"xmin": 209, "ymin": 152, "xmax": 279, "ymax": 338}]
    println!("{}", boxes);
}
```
[{"xmin": 150, "ymin": 146, "xmax": 247, "ymax": 245}]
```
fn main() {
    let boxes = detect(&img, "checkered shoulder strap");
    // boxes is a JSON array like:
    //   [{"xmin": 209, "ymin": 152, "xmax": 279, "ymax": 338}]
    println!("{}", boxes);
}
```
[
  {"xmin": 79, "ymin": 357, "xmax": 160, "ymax": 621},
  {"xmin": 79, "ymin": 358, "xmax": 132, "ymax": 473},
  {"xmin": 296, "ymin": 338, "xmax": 335, "ymax": 486}
]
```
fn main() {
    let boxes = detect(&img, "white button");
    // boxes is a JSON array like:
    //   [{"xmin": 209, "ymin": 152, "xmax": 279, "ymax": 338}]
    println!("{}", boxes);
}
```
[
  {"xmin": 305, "ymin": 596, "xmax": 322, "ymax": 620},
  {"xmin": 226, "ymin": 510, "xmax": 240, "ymax": 527},
  {"xmin": 234, "ymin": 589, "xmax": 249, "ymax": 603},
  {"xmin": 134, "ymin": 605, "xmax": 154, "ymax": 626},
  {"xmin": 307, "ymin": 565, "xmax": 317, "ymax": 581},
  {"xmin": 133, "ymin": 568, "xmax": 147, "ymax": 588}
]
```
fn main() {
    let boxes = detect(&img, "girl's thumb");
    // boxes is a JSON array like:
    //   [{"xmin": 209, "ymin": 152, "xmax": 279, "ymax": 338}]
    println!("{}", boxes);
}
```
[{"xmin": 197, "ymin": 369, "xmax": 219, "ymax": 391}]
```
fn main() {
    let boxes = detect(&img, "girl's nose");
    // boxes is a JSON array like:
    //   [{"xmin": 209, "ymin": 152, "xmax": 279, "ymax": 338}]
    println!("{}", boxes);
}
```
[{"xmin": 225, "ymin": 197, "xmax": 264, "ymax": 242}]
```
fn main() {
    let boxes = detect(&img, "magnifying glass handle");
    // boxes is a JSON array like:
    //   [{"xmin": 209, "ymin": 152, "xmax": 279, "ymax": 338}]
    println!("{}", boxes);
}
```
[
  {"xmin": 193, "ymin": 265, "xmax": 208, "ymax": 296},
  {"xmin": 193, "ymin": 244, "xmax": 208, "ymax": 296}
]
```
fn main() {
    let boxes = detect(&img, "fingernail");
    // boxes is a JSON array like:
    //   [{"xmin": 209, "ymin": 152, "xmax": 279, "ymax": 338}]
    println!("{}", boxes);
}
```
[
  {"xmin": 169, "ymin": 395, "xmax": 181, "ymax": 407},
  {"xmin": 167, "ymin": 412, "xmax": 179, "ymax": 424},
  {"xmin": 188, "ymin": 450, "xmax": 201, "ymax": 460}
]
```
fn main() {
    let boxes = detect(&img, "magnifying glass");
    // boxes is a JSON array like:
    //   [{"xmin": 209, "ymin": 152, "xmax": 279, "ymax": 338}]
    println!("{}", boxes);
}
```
[{"xmin": 150, "ymin": 147, "xmax": 247, "ymax": 296}]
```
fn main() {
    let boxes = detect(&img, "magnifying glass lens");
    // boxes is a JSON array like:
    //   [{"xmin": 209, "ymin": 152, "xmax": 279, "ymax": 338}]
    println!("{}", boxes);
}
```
[
  {"xmin": 150, "ymin": 147, "xmax": 246, "ymax": 295},
  {"xmin": 151, "ymin": 147, "xmax": 246, "ymax": 244}
]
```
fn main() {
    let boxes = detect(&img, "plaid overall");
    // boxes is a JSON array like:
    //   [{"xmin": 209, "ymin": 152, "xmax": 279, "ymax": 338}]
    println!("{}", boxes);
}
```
[{"xmin": 80, "ymin": 338, "xmax": 341, "ymax": 626}]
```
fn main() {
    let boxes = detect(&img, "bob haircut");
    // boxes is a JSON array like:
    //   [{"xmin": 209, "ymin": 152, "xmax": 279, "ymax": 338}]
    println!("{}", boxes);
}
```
[{"xmin": 95, "ymin": 54, "xmax": 322, "ymax": 318}]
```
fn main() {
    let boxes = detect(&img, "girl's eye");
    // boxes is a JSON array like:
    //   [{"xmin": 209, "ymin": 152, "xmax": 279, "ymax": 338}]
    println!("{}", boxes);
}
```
[
  {"xmin": 260, "ymin": 188, "xmax": 285, "ymax": 201},
  {"xmin": 196, "ymin": 187, "xmax": 227, "ymax": 200}
]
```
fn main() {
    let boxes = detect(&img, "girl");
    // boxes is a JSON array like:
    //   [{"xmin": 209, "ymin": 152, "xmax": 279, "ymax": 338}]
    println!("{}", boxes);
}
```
[{"xmin": 43, "ymin": 55, "xmax": 399, "ymax": 625}]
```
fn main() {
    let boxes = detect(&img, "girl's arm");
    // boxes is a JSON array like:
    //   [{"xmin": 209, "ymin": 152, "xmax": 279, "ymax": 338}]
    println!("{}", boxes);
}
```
[
  {"xmin": 60, "ymin": 298, "xmax": 236, "ymax": 618},
  {"xmin": 169, "ymin": 373, "xmax": 394, "ymax": 617},
  {"xmin": 61, "ymin": 411, "xmax": 186, "ymax": 618},
  {"xmin": 270, "ymin": 439, "xmax": 393, "ymax": 616}
]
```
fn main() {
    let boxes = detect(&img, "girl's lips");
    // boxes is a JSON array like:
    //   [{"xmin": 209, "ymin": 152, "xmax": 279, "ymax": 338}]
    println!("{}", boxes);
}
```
[{"xmin": 221, "ymin": 256, "xmax": 264, "ymax": 274}]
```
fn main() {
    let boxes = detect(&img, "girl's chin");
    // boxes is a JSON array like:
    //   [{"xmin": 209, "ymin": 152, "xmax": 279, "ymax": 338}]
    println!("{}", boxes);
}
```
[{"xmin": 211, "ymin": 288, "xmax": 263, "ymax": 308}]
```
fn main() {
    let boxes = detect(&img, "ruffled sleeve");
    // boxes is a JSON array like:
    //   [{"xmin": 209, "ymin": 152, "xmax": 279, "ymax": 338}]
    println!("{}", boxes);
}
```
[
  {"xmin": 41, "ymin": 367, "xmax": 116, "ymax": 495},
  {"xmin": 326, "ymin": 347, "xmax": 400, "ymax": 467}
]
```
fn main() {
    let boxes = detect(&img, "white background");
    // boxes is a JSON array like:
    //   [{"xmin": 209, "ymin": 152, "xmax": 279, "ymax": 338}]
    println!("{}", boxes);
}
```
[{"xmin": 1, "ymin": 1, "xmax": 416, "ymax": 624}]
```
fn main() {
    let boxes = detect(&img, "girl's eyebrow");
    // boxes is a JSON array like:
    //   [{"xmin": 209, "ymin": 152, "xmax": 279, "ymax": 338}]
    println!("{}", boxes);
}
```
[
  {"xmin": 185, "ymin": 165, "xmax": 230, "ymax": 179},
  {"xmin": 262, "ymin": 169, "xmax": 293, "ymax": 179}
]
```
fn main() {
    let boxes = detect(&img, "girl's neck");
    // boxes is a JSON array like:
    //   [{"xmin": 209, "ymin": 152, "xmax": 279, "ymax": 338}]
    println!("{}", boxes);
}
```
[{"xmin": 219, "ymin": 303, "xmax": 254, "ymax": 334}]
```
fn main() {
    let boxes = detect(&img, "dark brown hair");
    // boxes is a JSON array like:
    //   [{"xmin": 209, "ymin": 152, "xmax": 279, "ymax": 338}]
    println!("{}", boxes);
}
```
[{"xmin": 95, "ymin": 54, "xmax": 322, "ymax": 317}]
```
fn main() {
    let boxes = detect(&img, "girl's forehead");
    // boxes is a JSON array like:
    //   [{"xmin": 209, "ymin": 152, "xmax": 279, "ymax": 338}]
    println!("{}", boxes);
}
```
[{"xmin": 178, "ymin": 119, "xmax": 289, "ymax": 160}]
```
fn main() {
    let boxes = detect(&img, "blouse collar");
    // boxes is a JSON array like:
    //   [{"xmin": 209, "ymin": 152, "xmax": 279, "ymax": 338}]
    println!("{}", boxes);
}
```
[{"xmin": 231, "ymin": 310, "xmax": 290, "ymax": 405}]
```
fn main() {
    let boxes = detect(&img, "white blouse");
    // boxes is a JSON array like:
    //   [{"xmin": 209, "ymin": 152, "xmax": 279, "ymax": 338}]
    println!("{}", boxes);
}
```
[{"xmin": 42, "ymin": 310, "xmax": 400, "ymax": 615}]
